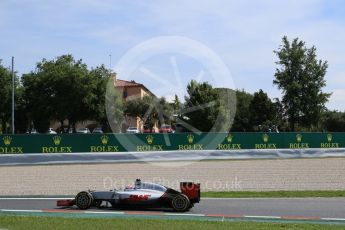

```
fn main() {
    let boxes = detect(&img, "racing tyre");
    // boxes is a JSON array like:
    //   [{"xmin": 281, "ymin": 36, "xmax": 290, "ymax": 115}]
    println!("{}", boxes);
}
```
[
  {"xmin": 75, "ymin": 191, "xmax": 93, "ymax": 210},
  {"xmin": 171, "ymin": 194, "xmax": 190, "ymax": 212}
]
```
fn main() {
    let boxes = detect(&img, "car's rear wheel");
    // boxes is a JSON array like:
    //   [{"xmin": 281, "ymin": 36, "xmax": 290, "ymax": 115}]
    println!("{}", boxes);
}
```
[
  {"xmin": 75, "ymin": 191, "xmax": 93, "ymax": 210},
  {"xmin": 171, "ymin": 194, "xmax": 190, "ymax": 212}
]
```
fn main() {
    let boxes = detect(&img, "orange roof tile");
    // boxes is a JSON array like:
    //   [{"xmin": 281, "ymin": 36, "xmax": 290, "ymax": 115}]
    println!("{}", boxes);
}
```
[
  {"xmin": 114, "ymin": 79, "xmax": 155, "ymax": 97},
  {"xmin": 115, "ymin": 79, "xmax": 141, "ymax": 87}
]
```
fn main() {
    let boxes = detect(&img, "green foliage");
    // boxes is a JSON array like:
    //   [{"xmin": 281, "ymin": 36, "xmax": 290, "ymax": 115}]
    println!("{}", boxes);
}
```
[
  {"xmin": 0, "ymin": 60, "xmax": 22, "ymax": 133},
  {"xmin": 1, "ymin": 215, "xmax": 344, "ymax": 230},
  {"xmin": 87, "ymin": 65, "xmax": 115, "ymax": 131},
  {"xmin": 0, "ymin": 61, "xmax": 12, "ymax": 133},
  {"xmin": 124, "ymin": 96, "xmax": 173, "ymax": 130},
  {"xmin": 125, "ymin": 96, "xmax": 154, "ymax": 129},
  {"xmin": 169, "ymin": 94, "xmax": 182, "ymax": 129},
  {"xmin": 249, "ymin": 89, "xmax": 281, "ymax": 131},
  {"xmin": 172, "ymin": 94, "xmax": 181, "ymax": 112},
  {"xmin": 231, "ymin": 90, "xmax": 254, "ymax": 131},
  {"xmin": 321, "ymin": 110, "xmax": 345, "ymax": 132},
  {"xmin": 0, "ymin": 46, "xmax": 339, "ymax": 133},
  {"xmin": 22, "ymin": 55, "xmax": 110, "ymax": 132},
  {"xmin": 183, "ymin": 80, "xmax": 228, "ymax": 132},
  {"xmin": 171, "ymin": 94, "xmax": 182, "ymax": 114},
  {"xmin": 215, "ymin": 88, "xmax": 236, "ymax": 132},
  {"xmin": 14, "ymin": 87, "xmax": 29, "ymax": 133},
  {"xmin": 105, "ymin": 80, "xmax": 124, "ymax": 133},
  {"xmin": 274, "ymin": 36, "xmax": 330, "ymax": 131},
  {"xmin": 156, "ymin": 97, "xmax": 174, "ymax": 126}
]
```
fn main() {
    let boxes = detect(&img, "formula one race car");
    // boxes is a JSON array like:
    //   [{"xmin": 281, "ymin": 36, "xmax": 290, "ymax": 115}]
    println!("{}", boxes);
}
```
[{"xmin": 57, "ymin": 179, "xmax": 200, "ymax": 212}]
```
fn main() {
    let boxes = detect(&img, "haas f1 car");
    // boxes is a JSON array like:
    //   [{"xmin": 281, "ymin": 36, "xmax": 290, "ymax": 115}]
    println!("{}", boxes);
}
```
[{"xmin": 57, "ymin": 179, "xmax": 200, "ymax": 212}]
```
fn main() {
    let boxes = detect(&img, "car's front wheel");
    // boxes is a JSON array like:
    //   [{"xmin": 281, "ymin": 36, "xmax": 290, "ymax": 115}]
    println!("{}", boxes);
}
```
[
  {"xmin": 171, "ymin": 194, "xmax": 190, "ymax": 212},
  {"xmin": 75, "ymin": 191, "xmax": 93, "ymax": 210}
]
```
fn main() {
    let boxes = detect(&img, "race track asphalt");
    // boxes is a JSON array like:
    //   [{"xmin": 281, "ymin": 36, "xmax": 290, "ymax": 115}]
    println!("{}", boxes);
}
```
[{"xmin": 1, "ymin": 197, "xmax": 345, "ymax": 219}]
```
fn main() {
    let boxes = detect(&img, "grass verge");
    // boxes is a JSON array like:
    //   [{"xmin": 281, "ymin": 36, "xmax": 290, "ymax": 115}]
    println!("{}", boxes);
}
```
[
  {"xmin": 202, "ymin": 190, "xmax": 345, "ymax": 198},
  {"xmin": 0, "ymin": 215, "xmax": 344, "ymax": 230}
]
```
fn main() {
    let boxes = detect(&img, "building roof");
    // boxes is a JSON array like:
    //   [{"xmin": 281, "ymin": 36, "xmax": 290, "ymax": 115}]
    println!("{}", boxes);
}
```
[
  {"xmin": 115, "ymin": 79, "xmax": 155, "ymax": 97},
  {"xmin": 115, "ymin": 79, "xmax": 141, "ymax": 87}
]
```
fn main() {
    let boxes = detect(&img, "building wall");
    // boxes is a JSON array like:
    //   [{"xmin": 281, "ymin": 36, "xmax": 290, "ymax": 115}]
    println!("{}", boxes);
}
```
[
  {"xmin": 116, "ymin": 86, "xmax": 143, "ymax": 102},
  {"xmin": 126, "ymin": 87, "xmax": 142, "ymax": 101},
  {"xmin": 116, "ymin": 85, "xmax": 157, "ymax": 133}
]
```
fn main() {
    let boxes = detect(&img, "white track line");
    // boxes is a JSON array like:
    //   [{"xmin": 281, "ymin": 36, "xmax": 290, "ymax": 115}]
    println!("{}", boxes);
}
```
[
  {"xmin": 165, "ymin": 213, "xmax": 205, "ymax": 217},
  {"xmin": 1, "ymin": 209, "xmax": 43, "ymax": 212},
  {"xmin": 84, "ymin": 211, "xmax": 125, "ymax": 214},
  {"xmin": 0, "ymin": 198, "xmax": 73, "ymax": 200},
  {"xmin": 321, "ymin": 218, "xmax": 345, "ymax": 221},
  {"xmin": 244, "ymin": 215, "xmax": 281, "ymax": 219}
]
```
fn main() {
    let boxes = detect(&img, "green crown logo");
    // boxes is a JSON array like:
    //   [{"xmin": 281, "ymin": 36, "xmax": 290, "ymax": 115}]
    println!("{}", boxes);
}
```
[
  {"xmin": 146, "ymin": 135, "xmax": 154, "ymax": 145},
  {"xmin": 101, "ymin": 135, "xmax": 109, "ymax": 145},
  {"xmin": 327, "ymin": 133, "xmax": 333, "ymax": 142},
  {"xmin": 53, "ymin": 136, "xmax": 62, "ymax": 146},
  {"xmin": 187, "ymin": 134, "xmax": 194, "ymax": 144},
  {"xmin": 262, "ymin": 134, "xmax": 269, "ymax": 143},
  {"xmin": 226, "ymin": 134, "xmax": 233, "ymax": 143},
  {"xmin": 296, "ymin": 134, "xmax": 302, "ymax": 143},
  {"xmin": 3, "ymin": 136, "xmax": 12, "ymax": 146}
]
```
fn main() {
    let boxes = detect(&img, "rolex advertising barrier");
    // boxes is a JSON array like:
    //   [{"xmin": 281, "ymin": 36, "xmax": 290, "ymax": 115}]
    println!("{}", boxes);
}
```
[{"xmin": 0, "ymin": 132, "xmax": 344, "ymax": 154}]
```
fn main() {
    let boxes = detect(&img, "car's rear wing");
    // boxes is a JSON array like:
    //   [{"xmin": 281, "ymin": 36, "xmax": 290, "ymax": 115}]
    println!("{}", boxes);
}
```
[{"xmin": 180, "ymin": 182, "xmax": 200, "ymax": 203}]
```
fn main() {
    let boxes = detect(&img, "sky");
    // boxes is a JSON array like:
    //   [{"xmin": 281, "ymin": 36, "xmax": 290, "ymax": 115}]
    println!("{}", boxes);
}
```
[{"xmin": 1, "ymin": 0, "xmax": 345, "ymax": 110}]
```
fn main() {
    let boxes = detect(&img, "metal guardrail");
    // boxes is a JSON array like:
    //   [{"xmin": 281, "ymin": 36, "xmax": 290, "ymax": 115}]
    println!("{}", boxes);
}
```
[{"xmin": 1, "ymin": 149, "xmax": 345, "ymax": 166}]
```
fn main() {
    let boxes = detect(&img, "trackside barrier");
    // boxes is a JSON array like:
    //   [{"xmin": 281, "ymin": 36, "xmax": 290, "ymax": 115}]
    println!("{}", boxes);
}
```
[{"xmin": 0, "ymin": 132, "xmax": 344, "ymax": 154}]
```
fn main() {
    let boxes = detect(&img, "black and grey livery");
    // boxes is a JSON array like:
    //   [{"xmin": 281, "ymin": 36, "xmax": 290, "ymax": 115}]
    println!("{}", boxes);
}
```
[{"xmin": 57, "ymin": 179, "xmax": 200, "ymax": 212}]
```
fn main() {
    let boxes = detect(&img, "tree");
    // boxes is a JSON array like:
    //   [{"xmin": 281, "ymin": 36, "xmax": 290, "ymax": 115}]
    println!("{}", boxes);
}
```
[
  {"xmin": 124, "ymin": 96, "xmax": 173, "ymax": 131},
  {"xmin": 22, "ymin": 55, "xmax": 85, "ymax": 132},
  {"xmin": 215, "ymin": 88, "xmax": 237, "ymax": 132},
  {"xmin": 0, "ymin": 61, "xmax": 12, "ymax": 133},
  {"xmin": 86, "ymin": 65, "xmax": 114, "ymax": 131},
  {"xmin": 105, "ymin": 78, "xmax": 124, "ymax": 133},
  {"xmin": 22, "ymin": 55, "xmax": 110, "ymax": 132},
  {"xmin": 272, "ymin": 98, "xmax": 287, "ymax": 131},
  {"xmin": 125, "ymin": 96, "xmax": 155, "ymax": 130},
  {"xmin": 169, "ymin": 94, "xmax": 182, "ymax": 130},
  {"xmin": 249, "ymin": 89, "xmax": 276, "ymax": 130},
  {"xmin": 21, "ymin": 70, "xmax": 52, "ymax": 132},
  {"xmin": 231, "ymin": 89, "xmax": 253, "ymax": 131},
  {"xmin": 172, "ymin": 94, "xmax": 181, "ymax": 112},
  {"xmin": 0, "ymin": 60, "xmax": 22, "ymax": 133},
  {"xmin": 156, "ymin": 97, "xmax": 174, "ymax": 126},
  {"xmin": 274, "ymin": 36, "xmax": 330, "ymax": 131},
  {"xmin": 321, "ymin": 110, "xmax": 345, "ymax": 132},
  {"xmin": 14, "ymin": 86, "xmax": 29, "ymax": 133},
  {"xmin": 183, "ymin": 80, "xmax": 226, "ymax": 132}
]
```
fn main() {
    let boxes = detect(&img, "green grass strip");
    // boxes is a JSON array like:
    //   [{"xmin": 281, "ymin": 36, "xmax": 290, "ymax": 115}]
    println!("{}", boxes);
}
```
[{"xmin": 0, "ymin": 215, "xmax": 345, "ymax": 230}]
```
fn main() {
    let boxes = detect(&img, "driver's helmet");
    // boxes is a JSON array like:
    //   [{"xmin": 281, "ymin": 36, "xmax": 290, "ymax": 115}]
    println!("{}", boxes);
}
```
[{"xmin": 135, "ymin": 179, "xmax": 141, "ymax": 188}]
